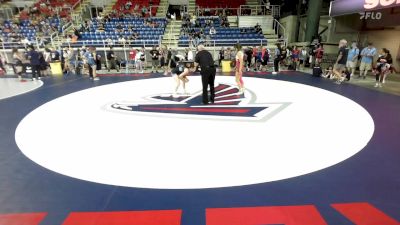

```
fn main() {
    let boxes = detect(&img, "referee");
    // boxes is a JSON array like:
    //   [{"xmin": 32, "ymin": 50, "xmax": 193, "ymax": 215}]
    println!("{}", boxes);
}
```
[{"xmin": 195, "ymin": 45, "xmax": 216, "ymax": 105}]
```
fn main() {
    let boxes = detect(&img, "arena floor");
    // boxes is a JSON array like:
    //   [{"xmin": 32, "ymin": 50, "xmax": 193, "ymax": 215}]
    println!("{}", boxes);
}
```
[{"xmin": 0, "ymin": 71, "xmax": 399, "ymax": 225}]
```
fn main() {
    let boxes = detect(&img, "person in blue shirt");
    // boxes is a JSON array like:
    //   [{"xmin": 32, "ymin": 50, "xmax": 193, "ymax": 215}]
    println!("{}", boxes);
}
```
[
  {"xmin": 346, "ymin": 41, "xmax": 359, "ymax": 77},
  {"xmin": 26, "ymin": 45, "xmax": 41, "ymax": 81},
  {"xmin": 359, "ymin": 42, "xmax": 376, "ymax": 79},
  {"xmin": 84, "ymin": 47, "xmax": 99, "ymax": 81}
]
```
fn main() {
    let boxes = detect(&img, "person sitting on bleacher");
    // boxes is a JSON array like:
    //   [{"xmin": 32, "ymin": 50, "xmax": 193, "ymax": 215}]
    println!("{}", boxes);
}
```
[
  {"xmin": 209, "ymin": 27, "xmax": 216, "ymax": 35},
  {"xmin": 125, "ymin": 1, "xmax": 132, "ymax": 10}
]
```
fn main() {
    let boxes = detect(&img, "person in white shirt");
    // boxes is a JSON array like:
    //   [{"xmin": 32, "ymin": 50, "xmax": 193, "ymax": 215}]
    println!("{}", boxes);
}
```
[
  {"xmin": 209, "ymin": 26, "xmax": 216, "ymax": 35},
  {"xmin": 118, "ymin": 36, "xmax": 126, "ymax": 46},
  {"xmin": 187, "ymin": 49, "xmax": 194, "ymax": 61},
  {"xmin": 135, "ymin": 49, "xmax": 146, "ymax": 73},
  {"xmin": 21, "ymin": 36, "xmax": 30, "ymax": 48},
  {"xmin": 106, "ymin": 38, "xmax": 113, "ymax": 48}
]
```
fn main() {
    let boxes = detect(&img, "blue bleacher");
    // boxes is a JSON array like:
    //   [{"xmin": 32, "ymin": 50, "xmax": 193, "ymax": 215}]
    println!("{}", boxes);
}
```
[
  {"xmin": 78, "ymin": 18, "xmax": 167, "ymax": 44},
  {"xmin": 179, "ymin": 17, "xmax": 267, "ymax": 47}
]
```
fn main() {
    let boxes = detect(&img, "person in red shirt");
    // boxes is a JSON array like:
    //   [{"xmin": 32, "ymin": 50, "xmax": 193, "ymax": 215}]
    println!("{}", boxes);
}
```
[
  {"xmin": 314, "ymin": 44, "xmax": 324, "ymax": 66},
  {"xmin": 129, "ymin": 47, "xmax": 137, "ymax": 72},
  {"xmin": 291, "ymin": 46, "xmax": 300, "ymax": 70}
]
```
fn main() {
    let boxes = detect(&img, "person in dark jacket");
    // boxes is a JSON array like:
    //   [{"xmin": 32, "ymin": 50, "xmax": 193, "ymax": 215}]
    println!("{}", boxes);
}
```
[
  {"xmin": 195, "ymin": 44, "xmax": 216, "ymax": 105},
  {"xmin": 26, "ymin": 46, "xmax": 41, "ymax": 80}
]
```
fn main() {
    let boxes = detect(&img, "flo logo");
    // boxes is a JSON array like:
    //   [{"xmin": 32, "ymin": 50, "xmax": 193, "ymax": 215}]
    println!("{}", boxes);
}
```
[
  {"xmin": 359, "ymin": 11, "xmax": 382, "ymax": 20},
  {"xmin": 108, "ymin": 83, "xmax": 291, "ymax": 122}
]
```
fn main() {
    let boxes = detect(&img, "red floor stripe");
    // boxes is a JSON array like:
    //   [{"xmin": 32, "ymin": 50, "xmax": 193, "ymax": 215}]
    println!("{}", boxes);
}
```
[
  {"xmin": 206, "ymin": 205, "xmax": 328, "ymax": 225},
  {"xmin": 331, "ymin": 202, "xmax": 400, "ymax": 225},
  {"xmin": 62, "ymin": 210, "xmax": 182, "ymax": 225},
  {"xmin": 0, "ymin": 213, "xmax": 47, "ymax": 225},
  {"xmin": 97, "ymin": 74, "xmax": 150, "ymax": 77},
  {"xmin": 141, "ymin": 107, "xmax": 249, "ymax": 113}
]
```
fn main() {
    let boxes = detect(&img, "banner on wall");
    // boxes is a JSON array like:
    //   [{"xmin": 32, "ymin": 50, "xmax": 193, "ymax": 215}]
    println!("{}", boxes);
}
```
[{"xmin": 330, "ymin": 0, "xmax": 400, "ymax": 17}]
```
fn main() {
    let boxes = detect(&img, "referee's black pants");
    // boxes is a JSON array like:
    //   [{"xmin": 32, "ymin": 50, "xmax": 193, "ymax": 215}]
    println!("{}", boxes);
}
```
[
  {"xmin": 31, "ymin": 65, "xmax": 41, "ymax": 79},
  {"xmin": 201, "ymin": 67, "xmax": 216, "ymax": 104},
  {"xmin": 274, "ymin": 58, "xmax": 280, "ymax": 72}
]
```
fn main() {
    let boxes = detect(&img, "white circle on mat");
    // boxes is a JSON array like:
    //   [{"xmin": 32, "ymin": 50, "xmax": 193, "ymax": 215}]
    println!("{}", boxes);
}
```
[{"xmin": 15, "ymin": 77, "xmax": 374, "ymax": 189}]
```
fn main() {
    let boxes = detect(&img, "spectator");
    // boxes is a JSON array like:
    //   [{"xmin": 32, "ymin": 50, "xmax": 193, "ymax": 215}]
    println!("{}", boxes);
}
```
[
  {"xmin": 21, "ymin": 36, "xmax": 31, "ymax": 48},
  {"xmin": 280, "ymin": 46, "xmax": 288, "ymax": 66},
  {"xmin": 125, "ymin": 1, "xmax": 132, "ymax": 10},
  {"xmin": 26, "ymin": 46, "xmax": 41, "ymax": 80},
  {"xmin": 314, "ymin": 44, "xmax": 324, "ymax": 66},
  {"xmin": 322, "ymin": 65, "xmax": 334, "ymax": 79},
  {"xmin": 150, "ymin": 45, "xmax": 160, "ymax": 73},
  {"xmin": 332, "ymin": 39, "xmax": 349, "ymax": 84},
  {"xmin": 135, "ymin": 48, "xmax": 146, "ymax": 73},
  {"xmin": 129, "ymin": 47, "xmax": 137, "ymax": 70},
  {"xmin": 210, "ymin": 26, "xmax": 216, "ymax": 35},
  {"xmin": 116, "ymin": 23, "xmax": 123, "ymax": 32},
  {"xmin": 166, "ymin": 48, "xmax": 172, "ymax": 67},
  {"xmin": 118, "ymin": 35, "xmax": 126, "ymax": 46},
  {"xmin": 346, "ymin": 41, "xmax": 360, "ymax": 77},
  {"xmin": 245, "ymin": 47, "xmax": 253, "ymax": 71},
  {"xmin": 106, "ymin": 38, "xmax": 114, "ymax": 48},
  {"xmin": 84, "ymin": 47, "xmax": 99, "ymax": 80},
  {"xmin": 359, "ymin": 42, "xmax": 377, "ymax": 79},
  {"xmin": 259, "ymin": 47, "xmax": 268, "ymax": 71},
  {"xmin": 291, "ymin": 46, "xmax": 300, "ymax": 71},
  {"xmin": 375, "ymin": 48, "xmax": 393, "ymax": 87},
  {"xmin": 63, "ymin": 48, "xmax": 73, "ymax": 75},
  {"xmin": 107, "ymin": 47, "xmax": 119, "ymax": 72},
  {"xmin": 50, "ymin": 48, "xmax": 60, "ymax": 62},
  {"xmin": 159, "ymin": 47, "xmax": 166, "ymax": 73},
  {"xmin": 141, "ymin": 6, "xmax": 148, "ymax": 17},
  {"xmin": 299, "ymin": 47, "xmax": 308, "ymax": 70},
  {"xmin": 219, "ymin": 47, "xmax": 225, "ymax": 66}
]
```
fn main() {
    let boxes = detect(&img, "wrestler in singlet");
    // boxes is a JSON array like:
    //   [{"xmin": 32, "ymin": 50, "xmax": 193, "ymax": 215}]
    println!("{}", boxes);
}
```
[{"xmin": 235, "ymin": 44, "xmax": 245, "ymax": 94}]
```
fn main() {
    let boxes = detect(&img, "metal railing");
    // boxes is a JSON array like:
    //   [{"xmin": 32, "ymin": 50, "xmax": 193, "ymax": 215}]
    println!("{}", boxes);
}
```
[
  {"xmin": 195, "ymin": 5, "xmax": 280, "ymax": 17},
  {"xmin": 150, "ymin": 5, "xmax": 167, "ymax": 17},
  {"xmin": 196, "ymin": 7, "xmax": 239, "ymax": 17},
  {"xmin": 0, "ymin": 8, "xmax": 14, "ymax": 20},
  {"xmin": 273, "ymin": 19, "xmax": 287, "ymax": 46},
  {"xmin": 61, "ymin": 22, "xmax": 73, "ymax": 33},
  {"xmin": 239, "ymin": 5, "xmax": 272, "ymax": 16},
  {"xmin": 49, "ymin": 31, "xmax": 60, "ymax": 48},
  {"xmin": 271, "ymin": 5, "xmax": 280, "ymax": 18}
]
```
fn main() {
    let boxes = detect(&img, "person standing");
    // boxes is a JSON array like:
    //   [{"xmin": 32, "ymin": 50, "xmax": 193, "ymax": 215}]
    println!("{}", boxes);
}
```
[
  {"xmin": 84, "ymin": 47, "xmax": 99, "ymax": 81},
  {"xmin": 219, "ymin": 47, "xmax": 225, "ymax": 66},
  {"xmin": 135, "ymin": 48, "xmax": 145, "ymax": 73},
  {"xmin": 245, "ymin": 47, "xmax": 253, "ymax": 72},
  {"xmin": 195, "ymin": 45, "xmax": 216, "ymax": 105},
  {"xmin": 150, "ymin": 46, "xmax": 160, "ymax": 73},
  {"xmin": 299, "ymin": 47, "xmax": 307, "ymax": 70},
  {"xmin": 129, "ymin": 47, "xmax": 137, "ymax": 71},
  {"xmin": 314, "ymin": 44, "xmax": 324, "ymax": 66},
  {"xmin": 346, "ymin": 42, "xmax": 359, "ymax": 77},
  {"xmin": 272, "ymin": 43, "xmax": 281, "ymax": 75},
  {"xmin": 26, "ymin": 46, "xmax": 41, "ymax": 81},
  {"xmin": 166, "ymin": 48, "xmax": 172, "ymax": 67},
  {"xmin": 359, "ymin": 42, "xmax": 377, "ymax": 79},
  {"xmin": 291, "ymin": 46, "xmax": 300, "ymax": 71},
  {"xmin": 12, "ymin": 48, "xmax": 24, "ymax": 80},
  {"xmin": 235, "ymin": 44, "xmax": 245, "ymax": 94},
  {"xmin": 107, "ymin": 47, "xmax": 119, "ymax": 72},
  {"xmin": 333, "ymin": 39, "xmax": 349, "ymax": 84}
]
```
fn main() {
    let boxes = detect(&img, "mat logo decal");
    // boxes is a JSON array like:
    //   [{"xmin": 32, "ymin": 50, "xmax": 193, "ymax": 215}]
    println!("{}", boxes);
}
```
[{"xmin": 108, "ymin": 83, "xmax": 290, "ymax": 122}]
